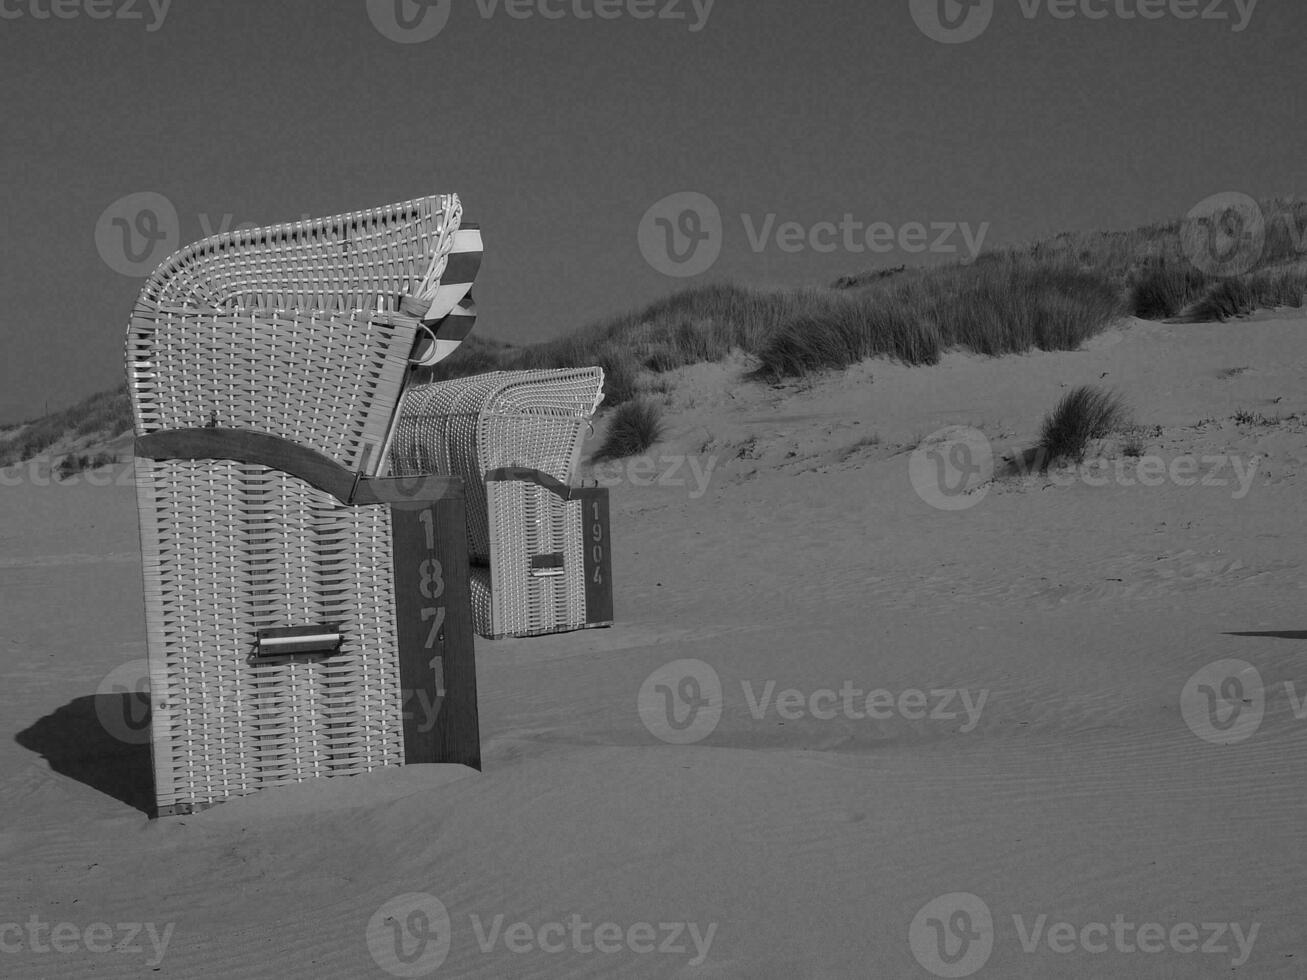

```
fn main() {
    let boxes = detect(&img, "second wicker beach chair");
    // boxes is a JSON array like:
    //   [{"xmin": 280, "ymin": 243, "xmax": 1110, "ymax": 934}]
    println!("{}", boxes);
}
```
[{"xmin": 390, "ymin": 369, "xmax": 615, "ymax": 638}]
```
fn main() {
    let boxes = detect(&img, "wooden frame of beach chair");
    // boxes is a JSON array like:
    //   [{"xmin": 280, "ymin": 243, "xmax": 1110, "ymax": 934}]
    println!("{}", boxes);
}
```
[
  {"xmin": 390, "ymin": 369, "xmax": 615, "ymax": 638},
  {"xmin": 126, "ymin": 193, "xmax": 483, "ymax": 816}
]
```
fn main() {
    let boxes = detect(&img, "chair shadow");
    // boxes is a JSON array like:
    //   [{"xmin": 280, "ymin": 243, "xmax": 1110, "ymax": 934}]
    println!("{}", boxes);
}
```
[
  {"xmin": 1224, "ymin": 630, "xmax": 1307, "ymax": 641},
  {"xmin": 14, "ymin": 694, "xmax": 154, "ymax": 816}
]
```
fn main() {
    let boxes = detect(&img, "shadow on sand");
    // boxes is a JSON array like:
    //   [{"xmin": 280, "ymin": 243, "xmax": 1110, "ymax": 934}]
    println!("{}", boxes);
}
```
[
  {"xmin": 15, "ymin": 693, "xmax": 153, "ymax": 815},
  {"xmin": 1224, "ymin": 630, "xmax": 1307, "ymax": 641}
]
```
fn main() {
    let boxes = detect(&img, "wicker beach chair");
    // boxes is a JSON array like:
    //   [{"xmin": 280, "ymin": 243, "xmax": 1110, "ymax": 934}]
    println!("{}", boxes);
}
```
[
  {"xmin": 127, "ymin": 193, "xmax": 483, "ymax": 816},
  {"xmin": 390, "ymin": 369, "xmax": 615, "ymax": 638}
]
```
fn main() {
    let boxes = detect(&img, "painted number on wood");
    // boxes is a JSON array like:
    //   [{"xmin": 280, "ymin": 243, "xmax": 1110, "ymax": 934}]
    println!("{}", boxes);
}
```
[
  {"xmin": 417, "ymin": 509, "xmax": 446, "ymax": 692},
  {"xmin": 590, "ymin": 500, "xmax": 605, "ymax": 585}
]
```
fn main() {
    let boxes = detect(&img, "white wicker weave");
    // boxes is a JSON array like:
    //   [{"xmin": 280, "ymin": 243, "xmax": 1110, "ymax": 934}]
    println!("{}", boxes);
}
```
[
  {"xmin": 389, "ymin": 368, "xmax": 605, "ymax": 559},
  {"xmin": 127, "ymin": 194, "xmax": 466, "ymax": 473},
  {"xmin": 136, "ymin": 459, "xmax": 403, "ymax": 812},
  {"xmin": 390, "ymin": 369, "xmax": 608, "ymax": 637},
  {"xmin": 128, "ymin": 193, "xmax": 476, "ymax": 814}
]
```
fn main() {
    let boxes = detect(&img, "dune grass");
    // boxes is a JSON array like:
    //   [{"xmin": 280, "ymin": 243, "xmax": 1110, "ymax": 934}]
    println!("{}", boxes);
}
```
[
  {"xmin": 1033, "ymin": 385, "xmax": 1129, "ymax": 469},
  {"xmin": 420, "ymin": 198, "xmax": 1306, "ymax": 393},
  {"xmin": 15, "ymin": 199, "xmax": 1307, "ymax": 454},
  {"xmin": 0, "ymin": 383, "xmax": 132, "ymax": 467},
  {"xmin": 593, "ymin": 399, "xmax": 665, "ymax": 461},
  {"xmin": 56, "ymin": 452, "xmax": 117, "ymax": 479}
]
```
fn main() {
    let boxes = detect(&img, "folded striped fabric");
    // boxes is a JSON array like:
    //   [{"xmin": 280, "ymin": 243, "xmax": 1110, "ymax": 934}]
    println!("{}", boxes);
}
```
[{"xmin": 412, "ymin": 223, "xmax": 483, "ymax": 366}]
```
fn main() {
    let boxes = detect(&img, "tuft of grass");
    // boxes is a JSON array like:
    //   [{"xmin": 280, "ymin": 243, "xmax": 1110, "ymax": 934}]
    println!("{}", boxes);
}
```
[
  {"xmin": 1034, "ymin": 385, "xmax": 1128, "ymax": 469},
  {"xmin": 1188, "ymin": 267, "xmax": 1307, "ymax": 321},
  {"xmin": 1128, "ymin": 259, "xmax": 1212, "ymax": 319},
  {"xmin": 1119, "ymin": 431, "xmax": 1146, "ymax": 457},
  {"xmin": 55, "ymin": 452, "xmax": 116, "ymax": 479},
  {"xmin": 1232, "ymin": 408, "xmax": 1279, "ymax": 426},
  {"xmin": 593, "ymin": 399, "xmax": 664, "ymax": 461}
]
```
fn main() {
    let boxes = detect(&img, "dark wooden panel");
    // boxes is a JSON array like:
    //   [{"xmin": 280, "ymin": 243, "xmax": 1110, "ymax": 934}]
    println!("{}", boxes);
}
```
[
  {"xmin": 484, "ymin": 466, "xmax": 577, "ymax": 500},
  {"xmin": 390, "ymin": 494, "xmax": 480, "ymax": 770},
  {"xmin": 354, "ymin": 474, "xmax": 463, "ymax": 505},
  {"xmin": 136, "ymin": 428, "xmax": 464, "ymax": 507},
  {"xmin": 136, "ymin": 428, "xmax": 357, "ymax": 501},
  {"xmin": 576, "ymin": 487, "xmax": 614, "ymax": 626}
]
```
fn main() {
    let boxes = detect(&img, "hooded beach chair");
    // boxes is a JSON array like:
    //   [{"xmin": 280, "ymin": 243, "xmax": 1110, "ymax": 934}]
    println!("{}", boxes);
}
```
[
  {"xmin": 127, "ymin": 193, "xmax": 485, "ymax": 815},
  {"xmin": 391, "ymin": 368, "xmax": 614, "ymax": 638}
]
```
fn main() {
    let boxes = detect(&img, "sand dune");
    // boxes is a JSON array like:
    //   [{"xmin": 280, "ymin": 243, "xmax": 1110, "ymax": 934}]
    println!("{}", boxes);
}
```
[{"xmin": 2, "ymin": 312, "xmax": 1305, "ymax": 977}]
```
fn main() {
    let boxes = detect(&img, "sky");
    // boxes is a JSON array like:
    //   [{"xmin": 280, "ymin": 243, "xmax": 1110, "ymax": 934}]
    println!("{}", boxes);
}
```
[{"xmin": 0, "ymin": 0, "xmax": 1303, "ymax": 422}]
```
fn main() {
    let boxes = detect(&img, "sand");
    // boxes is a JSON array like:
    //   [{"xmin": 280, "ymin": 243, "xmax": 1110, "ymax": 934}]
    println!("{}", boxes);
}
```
[{"xmin": 1, "ymin": 312, "xmax": 1305, "ymax": 977}]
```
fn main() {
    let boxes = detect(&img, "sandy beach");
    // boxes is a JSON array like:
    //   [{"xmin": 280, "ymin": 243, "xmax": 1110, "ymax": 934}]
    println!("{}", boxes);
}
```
[{"xmin": 2, "ymin": 311, "xmax": 1304, "ymax": 977}]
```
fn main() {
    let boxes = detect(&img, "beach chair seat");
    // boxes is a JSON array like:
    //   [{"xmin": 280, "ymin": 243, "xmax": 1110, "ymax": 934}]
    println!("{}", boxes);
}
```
[
  {"xmin": 390, "ymin": 369, "xmax": 615, "ymax": 638},
  {"xmin": 127, "ymin": 193, "xmax": 483, "ymax": 816}
]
